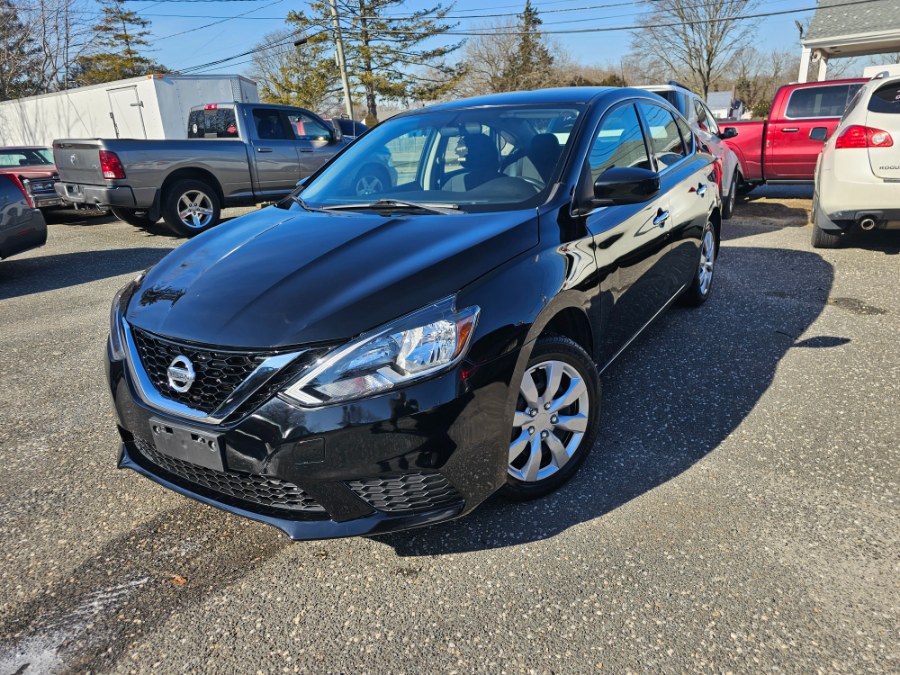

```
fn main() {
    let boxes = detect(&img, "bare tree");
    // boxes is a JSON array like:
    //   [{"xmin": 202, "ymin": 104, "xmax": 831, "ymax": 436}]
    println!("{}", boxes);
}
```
[
  {"xmin": 630, "ymin": 0, "xmax": 759, "ymax": 97},
  {"xmin": 19, "ymin": 0, "xmax": 94, "ymax": 92}
]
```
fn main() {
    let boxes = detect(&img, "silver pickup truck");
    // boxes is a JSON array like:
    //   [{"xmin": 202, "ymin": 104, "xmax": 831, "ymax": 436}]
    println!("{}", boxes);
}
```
[{"xmin": 53, "ymin": 102, "xmax": 377, "ymax": 236}]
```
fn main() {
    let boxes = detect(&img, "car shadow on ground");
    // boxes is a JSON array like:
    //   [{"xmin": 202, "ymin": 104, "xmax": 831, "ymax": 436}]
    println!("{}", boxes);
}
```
[
  {"xmin": 841, "ymin": 228, "xmax": 900, "ymax": 255},
  {"xmin": 375, "ymin": 243, "xmax": 837, "ymax": 556},
  {"xmin": 0, "ymin": 248, "xmax": 170, "ymax": 301},
  {"xmin": 43, "ymin": 208, "xmax": 115, "ymax": 226}
]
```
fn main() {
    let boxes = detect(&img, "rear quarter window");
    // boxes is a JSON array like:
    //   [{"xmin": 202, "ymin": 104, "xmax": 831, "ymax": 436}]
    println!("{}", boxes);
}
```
[
  {"xmin": 785, "ymin": 84, "xmax": 861, "ymax": 119},
  {"xmin": 868, "ymin": 82, "xmax": 900, "ymax": 114},
  {"xmin": 188, "ymin": 108, "xmax": 239, "ymax": 138}
]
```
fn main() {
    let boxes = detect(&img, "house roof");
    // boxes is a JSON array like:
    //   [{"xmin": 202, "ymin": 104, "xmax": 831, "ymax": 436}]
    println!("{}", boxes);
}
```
[{"xmin": 805, "ymin": 0, "xmax": 900, "ymax": 42}]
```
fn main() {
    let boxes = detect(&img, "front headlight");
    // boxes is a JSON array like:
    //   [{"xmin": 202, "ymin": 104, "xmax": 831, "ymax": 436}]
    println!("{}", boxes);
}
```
[{"xmin": 282, "ymin": 296, "xmax": 479, "ymax": 406}]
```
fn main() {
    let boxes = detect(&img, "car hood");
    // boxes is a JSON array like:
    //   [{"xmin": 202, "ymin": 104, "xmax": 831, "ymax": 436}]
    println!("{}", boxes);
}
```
[{"xmin": 126, "ymin": 205, "xmax": 538, "ymax": 349}]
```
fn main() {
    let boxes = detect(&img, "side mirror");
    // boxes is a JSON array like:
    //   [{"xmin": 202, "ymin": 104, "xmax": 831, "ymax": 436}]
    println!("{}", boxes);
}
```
[
  {"xmin": 329, "ymin": 120, "xmax": 342, "ymax": 144},
  {"xmin": 592, "ymin": 167, "xmax": 660, "ymax": 206},
  {"xmin": 809, "ymin": 127, "xmax": 828, "ymax": 142},
  {"xmin": 720, "ymin": 127, "xmax": 738, "ymax": 140}
]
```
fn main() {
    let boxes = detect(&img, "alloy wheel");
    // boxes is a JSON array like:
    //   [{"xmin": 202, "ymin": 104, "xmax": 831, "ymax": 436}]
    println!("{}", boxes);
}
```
[
  {"xmin": 698, "ymin": 226, "xmax": 715, "ymax": 295},
  {"xmin": 177, "ymin": 190, "xmax": 215, "ymax": 229},
  {"xmin": 508, "ymin": 360, "xmax": 591, "ymax": 483},
  {"xmin": 355, "ymin": 174, "xmax": 384, "ymax": 196}
]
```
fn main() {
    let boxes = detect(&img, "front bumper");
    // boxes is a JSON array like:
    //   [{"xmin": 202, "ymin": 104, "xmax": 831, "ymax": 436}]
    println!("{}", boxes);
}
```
[
  {"xmin": 56, "ymin": 182, "xmax": 136, "ymax": 208},
  {"xmin": 107, "ymin": 340, "xmax": 517, "ymax": 540}
]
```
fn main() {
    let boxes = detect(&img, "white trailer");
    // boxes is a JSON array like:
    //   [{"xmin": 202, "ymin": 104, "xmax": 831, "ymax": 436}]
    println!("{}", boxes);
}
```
[{"xmin": 0, "ymin": 74, "xmax": 259, "ymax": 147}]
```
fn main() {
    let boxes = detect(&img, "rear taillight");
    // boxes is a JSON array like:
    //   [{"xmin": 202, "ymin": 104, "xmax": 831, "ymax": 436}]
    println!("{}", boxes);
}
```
[
  {"xmin": 835, "ymin": 125, "xmax": 894, "ymax": 149},
  {"xmin": 204, "ymin": 103, "xmax": 218, "ymax": 110},
  {"xmin": 99, "ymin": 150, "xmax": 126, "ymax": 179},
  {"xmin": 7, "ymin": 175, "xmax": 34, "ymax": 208}
]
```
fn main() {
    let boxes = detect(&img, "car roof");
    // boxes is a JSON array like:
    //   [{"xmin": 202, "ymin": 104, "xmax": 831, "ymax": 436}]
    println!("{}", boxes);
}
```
[
  {"xmin": 416, "ymin": 87, "xmax": 638, "ymax": 112},
  {"xmin": 0, "ymin": 146, "xmax": 49, "ymax": 151}
]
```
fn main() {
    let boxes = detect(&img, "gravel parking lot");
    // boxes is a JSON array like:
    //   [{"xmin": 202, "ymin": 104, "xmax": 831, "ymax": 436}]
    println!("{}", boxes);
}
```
[{"xmin": 0, "ymin": 193, "xmax": 897, "ymax": 674}]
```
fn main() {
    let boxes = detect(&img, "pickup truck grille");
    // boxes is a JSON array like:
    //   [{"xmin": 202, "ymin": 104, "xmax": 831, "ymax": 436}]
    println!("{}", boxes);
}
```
[{"xmin": 131, "ymin": 328, "xmax": 271, "ymax": 414}]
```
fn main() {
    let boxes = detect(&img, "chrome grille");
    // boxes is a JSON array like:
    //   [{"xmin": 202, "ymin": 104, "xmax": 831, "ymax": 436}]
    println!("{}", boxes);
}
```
[{"xmin": 131, "ymin": 328, "xmax": 271, "ymax": 414}]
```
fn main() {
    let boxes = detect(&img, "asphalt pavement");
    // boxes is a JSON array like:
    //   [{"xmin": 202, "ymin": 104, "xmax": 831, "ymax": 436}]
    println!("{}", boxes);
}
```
[{"xmin": 0, "ymin": 196, "xmax": 897, "ymax": 673}]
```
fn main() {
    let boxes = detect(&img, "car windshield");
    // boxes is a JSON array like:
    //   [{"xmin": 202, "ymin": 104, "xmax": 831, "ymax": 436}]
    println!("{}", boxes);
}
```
[
  {"xmin": 0, "ymin": 148, "xmax": 53, "ymax": 167},
  {"xmin": 295, "ymin": 105, "xmax": 584, "ymax": 213}
]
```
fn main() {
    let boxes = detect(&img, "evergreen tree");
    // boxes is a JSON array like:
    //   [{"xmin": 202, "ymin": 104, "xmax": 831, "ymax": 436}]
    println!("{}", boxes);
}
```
[
  {"xmin": 260, "ymin": 1, "xmax": 463, "ymax": 121},
  {"xmin": 73, "ymin": 0, "xmax": 167, "ymax": 85},
  {"xmin": 503, "ymin": 0, "xmax": 554, "ymax": 90},
  {"xmin": 0, "ymin": 0, "xmax": 41, "ymax": 100}
]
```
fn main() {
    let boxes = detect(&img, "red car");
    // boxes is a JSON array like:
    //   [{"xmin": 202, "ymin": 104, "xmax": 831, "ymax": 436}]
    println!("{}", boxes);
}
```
[
  {"xmin": 721, "ymin": 79, "xmax": 866, "ymax": 188},
  {"xmin": 0, "ymin": 146, "xmax": 63, "ymax": 211}
]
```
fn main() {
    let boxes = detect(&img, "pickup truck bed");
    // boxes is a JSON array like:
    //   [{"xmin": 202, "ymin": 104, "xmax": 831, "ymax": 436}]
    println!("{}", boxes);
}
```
[{"xmin": 722, "ymin": 78, "xmax": 865, "ymax": 186}]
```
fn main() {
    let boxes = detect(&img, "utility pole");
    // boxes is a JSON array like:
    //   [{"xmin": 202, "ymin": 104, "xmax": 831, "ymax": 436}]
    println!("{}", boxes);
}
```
[{"xmin": 328, "ymin": 0, "xmax": 354, "ymax": 120}]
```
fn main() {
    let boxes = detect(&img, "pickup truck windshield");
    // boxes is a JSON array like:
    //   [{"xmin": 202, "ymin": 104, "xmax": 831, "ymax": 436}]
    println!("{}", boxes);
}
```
[{"xmin": 297, "ymin": 105, "xmax": 583, "ymax": 213}]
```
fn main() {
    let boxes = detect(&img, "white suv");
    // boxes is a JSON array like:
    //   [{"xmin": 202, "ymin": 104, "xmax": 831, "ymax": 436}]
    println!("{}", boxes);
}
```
[{"xmin": 812, "ymin": 73, "xmax": 900, "ymax": 248}]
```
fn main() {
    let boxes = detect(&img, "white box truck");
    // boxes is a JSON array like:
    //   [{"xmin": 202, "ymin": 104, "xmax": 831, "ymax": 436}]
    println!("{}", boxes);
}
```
[{"xmin": 0, "ymin": 74, "xmax": 259, "ymax": 146}]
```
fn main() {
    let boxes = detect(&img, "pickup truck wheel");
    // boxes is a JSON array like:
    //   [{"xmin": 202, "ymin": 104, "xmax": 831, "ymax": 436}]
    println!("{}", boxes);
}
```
[
  {"xmin": 110, "ymin": 207, "xmax": 155, "ymax": 228},
  {"xmin": 353, "ymin": 165, "xmax": 390, "ymax": 197},
  {"xmin": 162, "ymin": 179, "xmax": 220, "ymax": 237},
  {"xmin": 722, "ymin": 171, "xmax": 738, "ymax": 220}
]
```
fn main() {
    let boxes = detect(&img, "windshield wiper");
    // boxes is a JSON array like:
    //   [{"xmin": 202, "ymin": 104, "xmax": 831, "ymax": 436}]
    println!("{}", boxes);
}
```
[
  {"xmin": 287, "ymin": 194, "xmax": 327, "ymax": 213},
  {"xmin": 323, "ymin": 199, "xmax": 462, "ymax": 215}
]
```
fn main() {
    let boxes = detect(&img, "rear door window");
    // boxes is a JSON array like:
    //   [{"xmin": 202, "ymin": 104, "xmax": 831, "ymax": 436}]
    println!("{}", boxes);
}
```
[
  {"xmin": 867, "ymin": 81, "xmax": 900, "ymax": 114},
  {"xmin": 188, "ymin": 107, "xmax": 239, "ymax": 138},
  {"xmin": 786, "ymin": 84, "xmax": 862, "ymax": 119},
  {"xmin": 637, "ymin": 102, "xmax": 687, "ymax": 170},
  {"xmin": 588, "ymin": 103, "xmax": 651, "ymax": 179}
]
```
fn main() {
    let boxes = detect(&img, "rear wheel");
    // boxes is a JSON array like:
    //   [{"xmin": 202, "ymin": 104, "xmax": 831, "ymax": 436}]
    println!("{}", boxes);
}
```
[
  {"xmin": 502, "ymin": 335, "xmax": 600, "ymax": 500},
  {"xmin": 110, "ymin": 207, "xmax": 155, "ymax": 228},
  {"xmin": 681, "ymin": 220, "xmax": 717, "ymax": 306},
  {"xmin": 810, "ymin": 195, "xmax": 843, "ymax": 249},
  {"xmin": 722, "ymin": 171, "xmax": 738, "ymax": 220},
  {"xmin": 162, "ymin": 179, "xmax": 221, "ymax": 237}
]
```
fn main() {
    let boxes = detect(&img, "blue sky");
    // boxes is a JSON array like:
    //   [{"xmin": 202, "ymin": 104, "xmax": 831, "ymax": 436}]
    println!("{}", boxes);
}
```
[{"xmin": 119, "ymin": 0, "xmax": 821, "ymax": 76}]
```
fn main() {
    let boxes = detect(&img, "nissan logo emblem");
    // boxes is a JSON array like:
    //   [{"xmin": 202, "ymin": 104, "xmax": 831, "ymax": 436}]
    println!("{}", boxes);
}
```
[{"xmin": 167, "ymin": 355, "xmax": 196, "ymax": 393}]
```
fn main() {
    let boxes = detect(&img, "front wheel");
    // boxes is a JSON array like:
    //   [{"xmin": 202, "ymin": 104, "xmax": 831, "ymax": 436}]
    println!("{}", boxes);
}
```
[
  {"xmin": 681, "ymin": 220, "xmax": 717, "ymax": 306},
  {"xmin": 502, "ymin": 335, "xmax": 600, "ymax": 500},
  {"xmin": 162, "ymin": 179, "xmax": 221, "ymax": 237},
  {"xmin": 353, "ymin": 165, "xmax": 390, "ymax": 197}
]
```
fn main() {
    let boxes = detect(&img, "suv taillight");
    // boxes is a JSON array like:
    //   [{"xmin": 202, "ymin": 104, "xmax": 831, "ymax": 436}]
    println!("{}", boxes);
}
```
[
  {"xmin": 835, "ymin": 124, "xmax": 894, "ymax": 149},
  {"xmin": 99, "ymin": 150, "xmax": 126, "ymax": 179},
  {"xmin": 7, "ymin": 175, "xmax": 34, "ymax": 208}
]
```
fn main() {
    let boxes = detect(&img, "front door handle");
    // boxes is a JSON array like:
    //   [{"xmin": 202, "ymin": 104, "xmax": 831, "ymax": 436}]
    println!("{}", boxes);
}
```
[
  {"xmin": 299, "ymin": 148, "xmax": 314, "ymax": 153},
  {"xmin": 256, "ymin": 147, "xmax": 273, "ymax": 153},
  {"xmin": 696, "ymin": 183, "xmax": 707, "ymax": 197},
  {"xmin": 653, "ymin": 209, "xmax": 670, "ymax": 228},
  {"xmin": 781, "ymin": 127, "xmax": 799, "ymax": 133}
]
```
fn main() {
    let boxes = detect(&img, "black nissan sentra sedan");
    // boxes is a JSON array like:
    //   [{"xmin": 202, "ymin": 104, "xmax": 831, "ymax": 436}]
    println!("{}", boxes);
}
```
[{"xmin": 107, "ymin": 88, "xmax": 720, "ymax": 540}]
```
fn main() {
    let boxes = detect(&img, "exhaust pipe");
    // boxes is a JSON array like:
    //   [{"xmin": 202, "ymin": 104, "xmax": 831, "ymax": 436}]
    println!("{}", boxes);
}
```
[{"xmin": 859, "ymin": 217, "xmax": 877, "ymax": 231}]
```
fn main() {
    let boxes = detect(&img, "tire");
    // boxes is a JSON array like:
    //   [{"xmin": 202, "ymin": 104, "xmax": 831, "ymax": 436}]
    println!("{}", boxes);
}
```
[
  {"xmin": 501, "ymin": 335, "xmax": 600, "ymax": 500},
  {"xmin": 110, "ymin": 207, "xmax": 155, "ymax": 228},
  {"xmin": 681, "ymin": 219, "xmax": 717, "ymax": 307},
  {"xmin": 722, "ymin": 171, "xmax": 738, "ymax": 220},
  {"xmin": 810, "ymin": 194, "xmax": 843, "ymax": 249},
  {"xmin": 353, "ymin": 165, "xmax": 390, "ymax": 197},
  {"xmin": 161, "ymin": 179, "xmax": 221, "ymax": 237}
]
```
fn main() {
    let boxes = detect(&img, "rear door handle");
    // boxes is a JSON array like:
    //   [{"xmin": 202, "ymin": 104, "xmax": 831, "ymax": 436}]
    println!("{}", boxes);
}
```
[
  {"xmin": 696, "ymin": 183, "xmax": 707, "ymax": 197},
  {"xmin": 256, "ymin": 147, "xmax": 273, "ymax": 153},
  {"xmin": 299, "ymin": 148, "xmax": 314, "ymax": 153},
  {"xmin": 781, "ymin": 128, "xmax": 799, "ymax": 133},
  {"xmin": 653, "ymin": 209, "xmax": 670, "ymax": 228}
]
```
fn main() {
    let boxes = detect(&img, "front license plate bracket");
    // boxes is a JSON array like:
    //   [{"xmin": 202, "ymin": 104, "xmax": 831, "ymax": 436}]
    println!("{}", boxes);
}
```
[{"xmin": 149, "ymin": 418, "xmax": 224, "ymax": 472}]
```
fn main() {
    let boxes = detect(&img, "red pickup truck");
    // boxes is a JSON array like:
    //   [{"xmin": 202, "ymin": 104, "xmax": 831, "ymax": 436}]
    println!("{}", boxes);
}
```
[{"xmin": 722, "ymin": 78, "xmax": 865, "ymax": 188}]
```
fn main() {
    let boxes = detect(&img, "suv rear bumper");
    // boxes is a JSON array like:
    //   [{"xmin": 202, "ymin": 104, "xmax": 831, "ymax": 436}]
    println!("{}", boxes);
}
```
[{"xmin": 56, "ymin": 182, "xmax": 136, "ymax": 208}]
